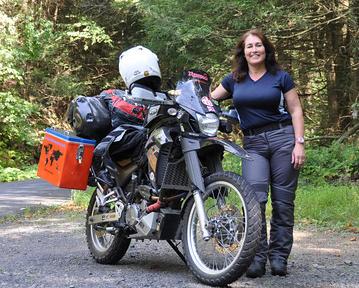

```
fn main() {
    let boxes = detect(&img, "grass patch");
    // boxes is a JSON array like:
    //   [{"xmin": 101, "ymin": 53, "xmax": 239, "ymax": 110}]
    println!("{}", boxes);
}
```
[
  {"xmin": 295, "ymin": 184, "xmax": 359, "ymax": 230},
  {"xmin": 71, "ymin": 187, "xmax": 94, "ymax": 208},
  {"xmin": 0, "ymin": 214, "xmax": 19, "ymax": 224},
  {"xmin": 223, "ymin": 151, "xmax": 359, "ymax": 230},
  {"xmin": 262, "ymin": 185, "xmax": 358, "ymax": 231},
  {"xmin": 0, "ymin": 203, "xmax": 85, "ymax": 225}
]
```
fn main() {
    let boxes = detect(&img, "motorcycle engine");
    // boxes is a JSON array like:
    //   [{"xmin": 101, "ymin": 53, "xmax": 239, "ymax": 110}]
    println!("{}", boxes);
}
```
[
  {"xmin": 126, "ymin": 199, "xmax": 162, "ymax": 239},
  {"xmin": 125, "ymin": 200, "xmax": 147, "ymax": 226}
]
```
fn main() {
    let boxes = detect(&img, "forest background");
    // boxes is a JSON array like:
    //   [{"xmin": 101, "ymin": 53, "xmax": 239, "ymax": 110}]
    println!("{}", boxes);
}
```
[{"xmin": 0, "ymin": 0, "xmax": 358, "ymax": 228}]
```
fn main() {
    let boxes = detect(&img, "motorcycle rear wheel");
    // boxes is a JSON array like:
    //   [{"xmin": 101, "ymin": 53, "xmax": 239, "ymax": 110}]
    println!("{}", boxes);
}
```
[
  {"xmin": 182, "ymin": 171, "xmax": 261, "ymax": 286},
  {"xmin": 86, "ymin": 188, "xmax": 130, "ymax": 264}
]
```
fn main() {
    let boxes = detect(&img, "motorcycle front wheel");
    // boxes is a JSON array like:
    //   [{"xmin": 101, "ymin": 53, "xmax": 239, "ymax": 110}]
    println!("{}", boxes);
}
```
[
  {"xmin": 182, "ymin": 171, "xmax": 261, "ymax": 286},
  {"xmin": 86, "ymin": 188, "xmax": 131, "ymax": 264}
]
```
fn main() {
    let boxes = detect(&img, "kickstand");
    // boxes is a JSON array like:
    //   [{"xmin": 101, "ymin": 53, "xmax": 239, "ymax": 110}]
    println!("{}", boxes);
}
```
[{"xmin": 167, "ymin": 240, "xmax": 186, "ymax": 265}]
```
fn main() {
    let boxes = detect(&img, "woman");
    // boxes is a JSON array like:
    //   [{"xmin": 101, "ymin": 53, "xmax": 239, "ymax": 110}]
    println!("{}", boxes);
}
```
[{"xmin": 211, "ymin": 29, "xmax": 305, "ymax": 277}]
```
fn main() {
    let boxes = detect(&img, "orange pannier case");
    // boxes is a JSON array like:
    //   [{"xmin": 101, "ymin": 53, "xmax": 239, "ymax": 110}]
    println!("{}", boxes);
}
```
[{"xmin": 37, "ymin": 128, "xmax": 96, "ymax": 190}]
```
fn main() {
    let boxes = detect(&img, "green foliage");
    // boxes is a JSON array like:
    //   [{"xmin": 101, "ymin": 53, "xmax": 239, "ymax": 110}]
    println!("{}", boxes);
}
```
[
  {"xmin": 138, "ymin": 0, "xmax": 249, "ymax": 82},
  {"xmin": 0, "ymin": 92, "xmax": 39, "ymax": 145},
  {"xmin": 47, "ymin": 74, "xmax": 86, "ymax": 102},
  {"xmin": 295, "ymin": 184, "xmax": 359, "ymax": 229},
  {"xmin": 0, "ymin": 165, "xmax": 37, "ymax": 182},
  {"xmin": 0, "ymin": 143, "xmax": 34, "ymax": 169},
  {"xmin": 0, "ymin": 8, "xmax": 23, "ymax": 84},
  {"xmin": 301, "ymin": 143, "xmax": 359, "ymax": 184},
  {"xmin": 0, "ymin": 0, "xmax": 146, "ymax": 173},
  {"xmin": 20, "ymin": 17, "xmax": 58, "ymax": 62},
  {"xmin": 64, "ymin": 18, "xmax": 113, "ymax": 51},
  {"xmin": 223, "ymin": 153, "xmax": 242, "ymax": 174},
  {"xmin": 0, "ymin": 5, "xmax": 123, "ymax": 102},
  {"xmin": 17, "ymin": 15, "xmax": 115, "ymax": 100}
]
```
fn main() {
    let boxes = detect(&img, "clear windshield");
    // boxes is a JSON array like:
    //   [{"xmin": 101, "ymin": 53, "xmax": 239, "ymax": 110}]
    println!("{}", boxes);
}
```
[{"xmin": 175, "ymin": 80, "xmax": 218, "ymax": 115}]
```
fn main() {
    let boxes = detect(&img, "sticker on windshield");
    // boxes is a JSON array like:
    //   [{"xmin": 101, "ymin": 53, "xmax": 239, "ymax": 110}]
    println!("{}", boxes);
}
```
[
  {"xmin": 201, "ymin": 96, "xmax": 213, "ymax": 107},
  {"xmin": 201, "ymin": 96, "xmax": 213, "ymax": 106},
  {"xmin": 188, "ymin": 71, "xmax": 209, "ymax": 82},
  {"xmin": 201, "ymin": 96, "xmax": 216, "ymax": 112}
]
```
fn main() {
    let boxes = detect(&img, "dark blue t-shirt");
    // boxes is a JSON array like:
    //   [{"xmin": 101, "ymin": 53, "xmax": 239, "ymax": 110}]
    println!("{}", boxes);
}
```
[{"xmin": 221, "ymin": 70, "xmax": 295, "ymax": 130}]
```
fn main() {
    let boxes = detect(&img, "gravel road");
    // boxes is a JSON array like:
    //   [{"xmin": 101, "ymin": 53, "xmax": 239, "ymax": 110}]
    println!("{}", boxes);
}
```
[
  {"xmin": 0, "ymin": 211, "xmax": 358, "ymax": 288},
  {"xmin": 0, "ymin": 179, "xmax": 70, "ymax": 217}
]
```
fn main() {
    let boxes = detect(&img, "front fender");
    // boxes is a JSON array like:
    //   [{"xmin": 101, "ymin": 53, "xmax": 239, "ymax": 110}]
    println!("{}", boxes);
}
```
[{"xmin": 200, "ymin": 137, "xmax": 252, "ymax": 160}]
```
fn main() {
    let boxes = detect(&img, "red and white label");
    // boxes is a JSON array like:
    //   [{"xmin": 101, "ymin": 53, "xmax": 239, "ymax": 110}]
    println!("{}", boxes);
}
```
[
  {"xmin": 188, "ymin": 71, "xmax": 208, "ymax": 81},
  {"xmin": 201, "ymin": 96, "xmax": 216, "ymax": 112},
  {"xmin": 201, "ymin": 96, "xmax": 213, "ymax": 107}
]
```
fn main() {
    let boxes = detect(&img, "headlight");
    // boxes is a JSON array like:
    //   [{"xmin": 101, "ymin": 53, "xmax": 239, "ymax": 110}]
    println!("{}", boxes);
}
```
[{"xmin": 196, "ymin": 113, "xmax": 219, "ymax": 136}]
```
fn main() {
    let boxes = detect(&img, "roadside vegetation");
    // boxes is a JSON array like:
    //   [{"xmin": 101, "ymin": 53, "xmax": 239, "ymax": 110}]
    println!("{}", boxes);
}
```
[
  {"xmin": 0, "ymin": 202, "xmax": 84, "ymax": 224},
  {"xmin": 0, "ymin": 0, "xmax": 357, "ymax": 230},
  {"xmin": 0, "ymin": 165, "xmax": 37, "ymax": 182},
  {"xmin": 71, "ymin": 187, "xmax": 94, "ymax": 208},
  {"xmin": 224, "ymin": 143, "xmax": 359, "ymax": 230}
]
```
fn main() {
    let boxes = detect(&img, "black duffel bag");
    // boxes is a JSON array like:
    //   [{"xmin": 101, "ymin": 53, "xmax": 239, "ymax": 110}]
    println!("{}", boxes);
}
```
[{"xmin": 67, "ymin": 96, "xmax": 111, "ymax": 141}]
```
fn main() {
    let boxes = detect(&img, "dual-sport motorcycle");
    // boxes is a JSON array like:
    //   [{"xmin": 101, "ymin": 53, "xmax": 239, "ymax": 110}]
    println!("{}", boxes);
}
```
[{"xmin": 85, "ymin": 71, "xmax": 261, "ymax": 286}]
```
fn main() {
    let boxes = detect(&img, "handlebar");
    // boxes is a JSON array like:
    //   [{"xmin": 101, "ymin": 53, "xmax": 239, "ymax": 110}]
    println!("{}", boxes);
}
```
[
  {"xmin": 219, "ymin": 108, "xmax": 239, "ymax": 134},
  {"xmin": 220, "ymin": 108, "xmax": 239, "ymax": 124}
]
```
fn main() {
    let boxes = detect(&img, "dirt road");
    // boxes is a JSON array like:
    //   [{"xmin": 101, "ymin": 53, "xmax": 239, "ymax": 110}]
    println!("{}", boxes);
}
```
[{"xmin": 0, "ymin": 211, "xmax": 358, "ymax": 288}]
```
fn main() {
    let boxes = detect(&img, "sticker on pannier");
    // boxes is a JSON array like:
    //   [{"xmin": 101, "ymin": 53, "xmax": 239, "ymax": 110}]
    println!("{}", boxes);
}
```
[{"xmin": 37, "ymin": 128, "xmax": 96, "ymax": 190}]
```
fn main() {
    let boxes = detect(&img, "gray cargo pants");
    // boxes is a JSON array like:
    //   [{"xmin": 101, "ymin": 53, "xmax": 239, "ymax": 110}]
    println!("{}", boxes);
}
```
[{"xmin": 242, "ymin": 125, "xmax": 299, "ymax": 264}]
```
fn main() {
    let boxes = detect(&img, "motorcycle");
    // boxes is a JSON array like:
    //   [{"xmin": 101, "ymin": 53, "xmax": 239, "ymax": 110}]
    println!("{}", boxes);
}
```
[{"xmin": 85, "ymin": 70, "xmax": 261, "ymax": 286}]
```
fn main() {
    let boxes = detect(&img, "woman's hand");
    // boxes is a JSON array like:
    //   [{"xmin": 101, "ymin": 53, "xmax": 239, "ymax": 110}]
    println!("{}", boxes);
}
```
[{"xmin": 292, "ymin": 143, "xmax": 305, "ymax": 169}]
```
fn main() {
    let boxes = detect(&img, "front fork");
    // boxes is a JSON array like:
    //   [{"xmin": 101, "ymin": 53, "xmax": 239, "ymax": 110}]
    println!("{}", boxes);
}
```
[
  {"xmin": 182, "ymin": 138, "xmax": 211, "ymax": 241},
  {"xmin": 192, "ymin": 190, "xmax": 211, "ymax": 240}
]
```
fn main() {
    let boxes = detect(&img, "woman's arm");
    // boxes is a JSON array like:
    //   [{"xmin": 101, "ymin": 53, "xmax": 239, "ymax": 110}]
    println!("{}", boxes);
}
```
[
  {"xmin": 284, "ymin": 88, "xmax": 305, "ymax": 169},
  {"xmin": 211, "ymin": 84, "xmax": 230, "ymax": 100}
]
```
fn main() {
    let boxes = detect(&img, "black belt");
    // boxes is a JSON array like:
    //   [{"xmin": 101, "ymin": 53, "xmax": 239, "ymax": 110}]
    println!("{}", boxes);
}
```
[{"xmin": 242, "ymin": 120, "xmax": 292, "ymax": 136}]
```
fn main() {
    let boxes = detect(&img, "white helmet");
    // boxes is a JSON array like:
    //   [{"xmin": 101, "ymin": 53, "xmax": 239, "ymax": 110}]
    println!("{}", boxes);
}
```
[{"xmin": 119, "ymin": 46, "xmax": 161, "ymax": 89}]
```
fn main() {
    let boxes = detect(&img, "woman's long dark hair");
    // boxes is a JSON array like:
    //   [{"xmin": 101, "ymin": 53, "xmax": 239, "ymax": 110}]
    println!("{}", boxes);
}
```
[{"xmin": 233, "ymin": 29, "xmax": 280, "ymax": 82}]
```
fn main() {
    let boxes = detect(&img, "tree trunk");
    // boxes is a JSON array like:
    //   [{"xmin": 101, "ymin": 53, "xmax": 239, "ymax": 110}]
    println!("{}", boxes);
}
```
[
  {"xmin": 323, "ymin": 0, "xmax": 352, "ymax": 131},
  {"xmin": 349, "ymin": 0, "xmax": 359, "ymax": 113},
  {"xmin": 324, "ymin": 18, "xmax": 340, "ymax": 130}
]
